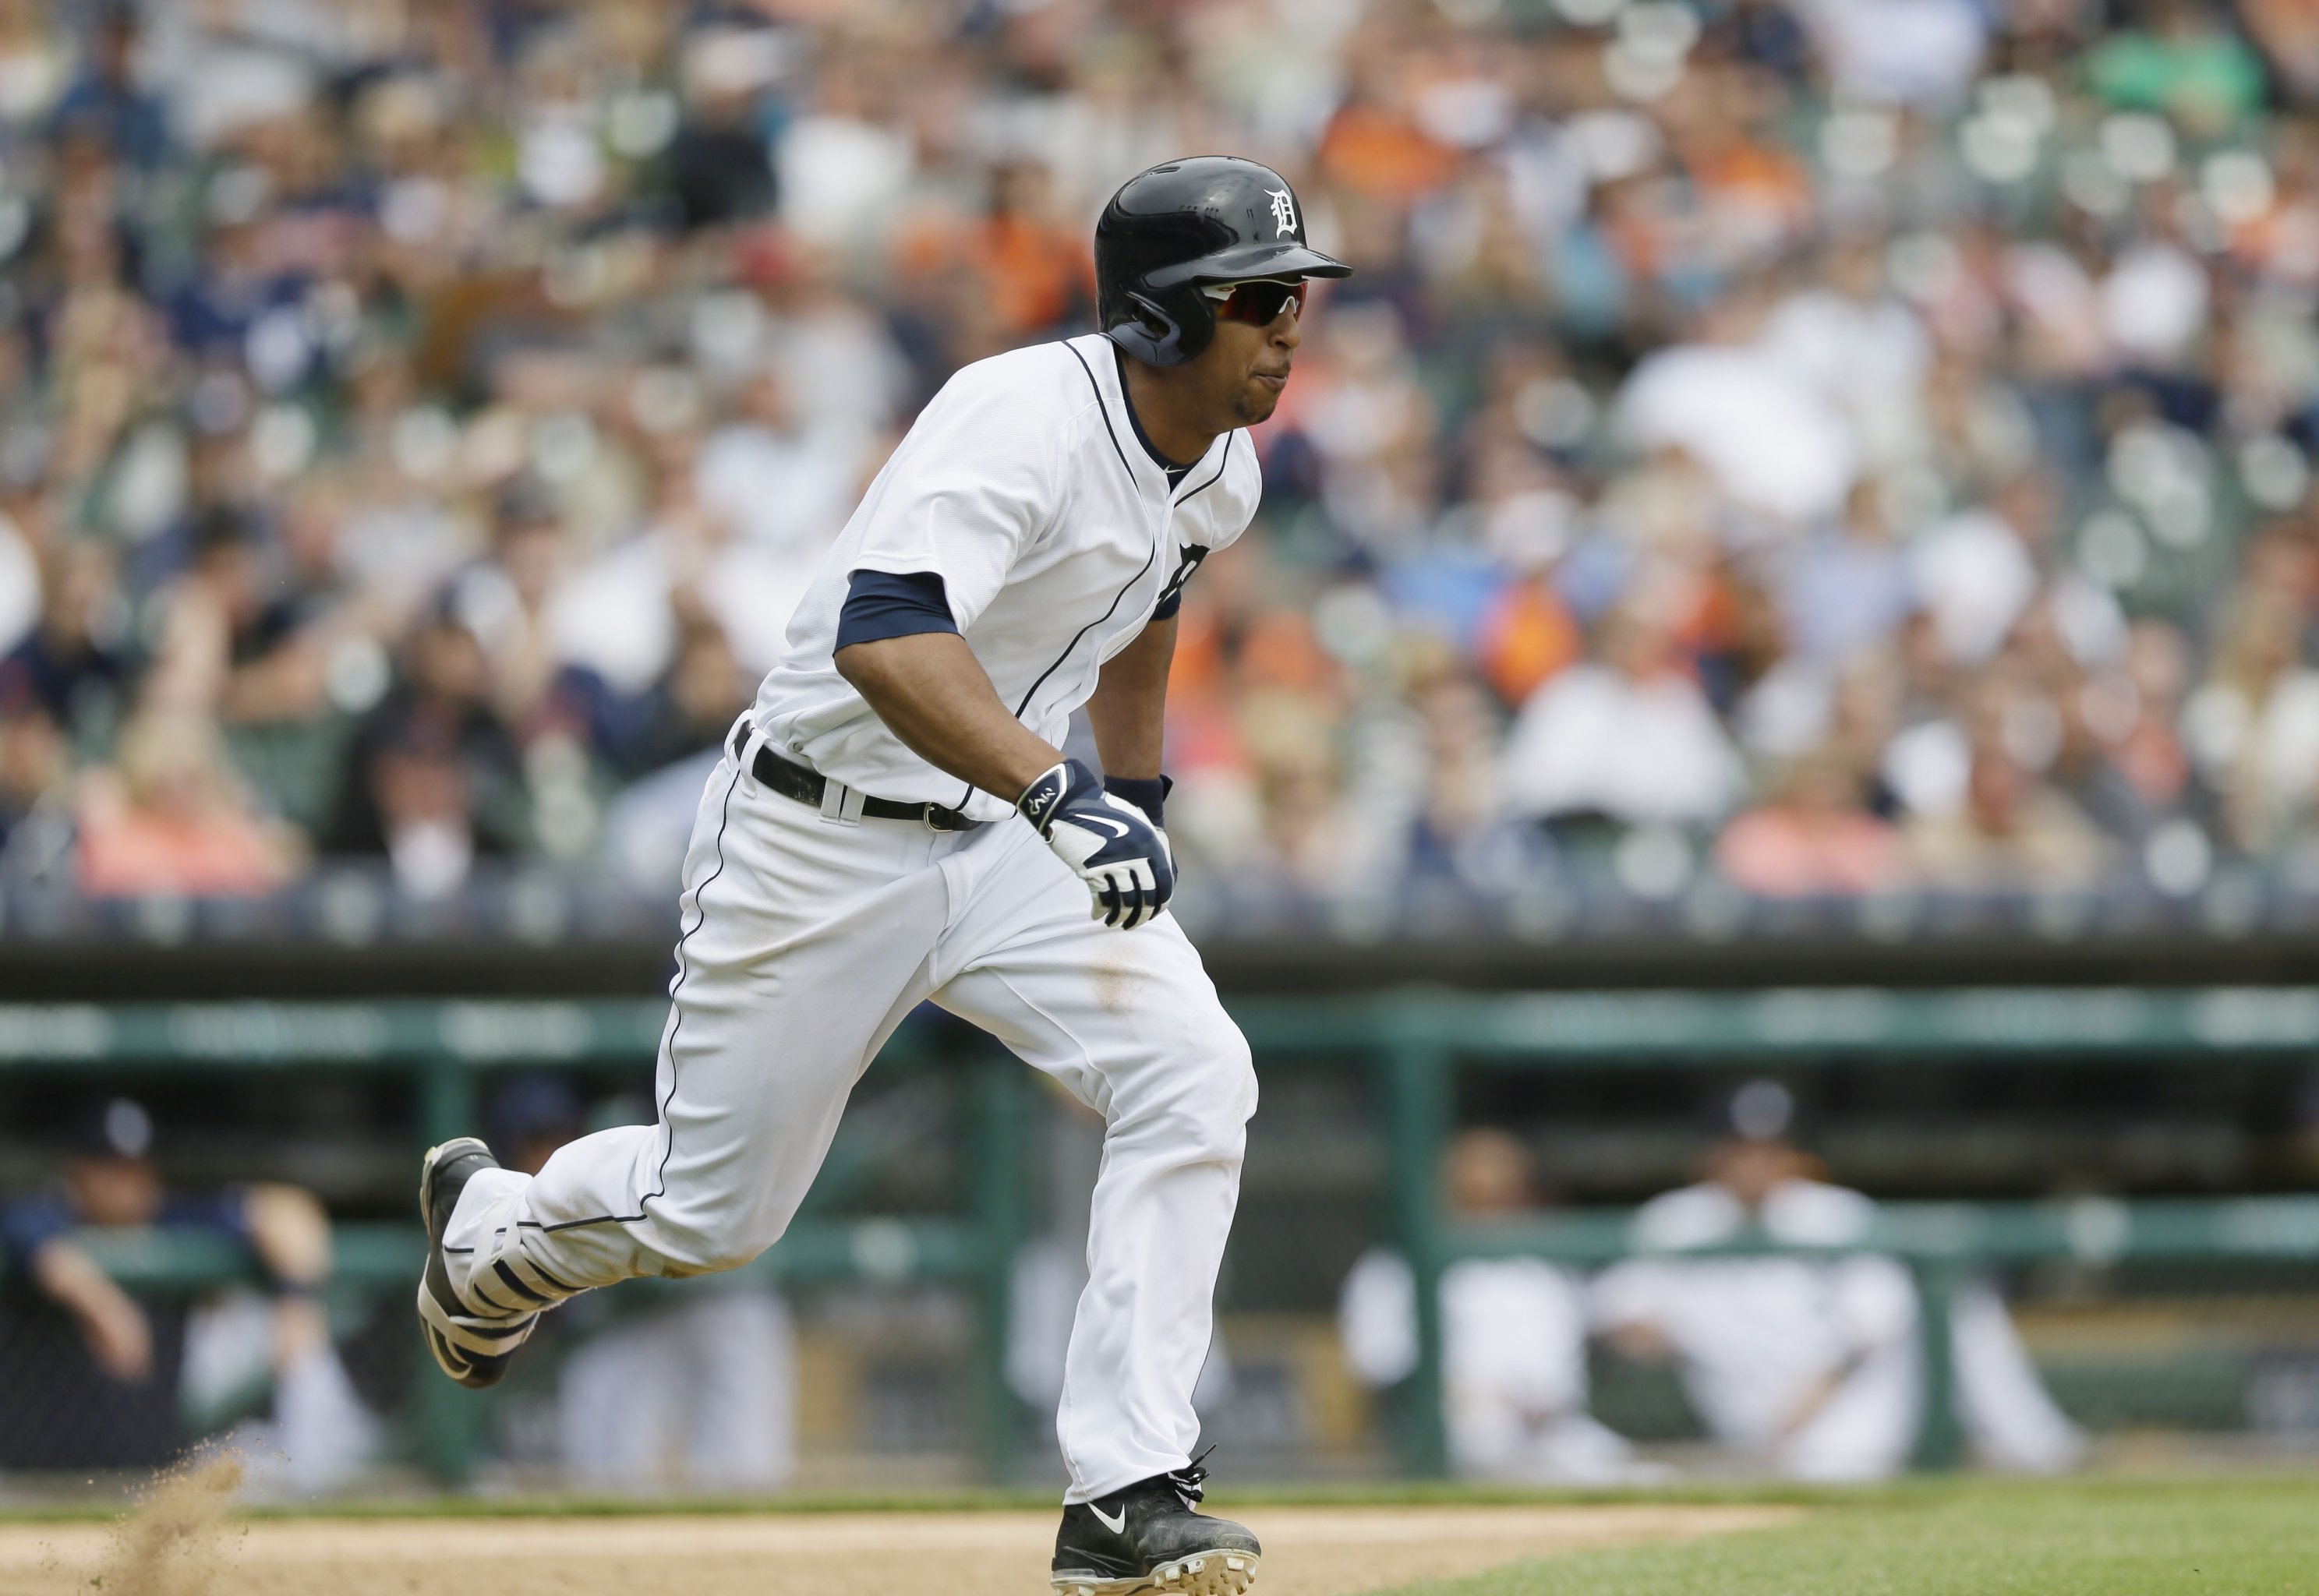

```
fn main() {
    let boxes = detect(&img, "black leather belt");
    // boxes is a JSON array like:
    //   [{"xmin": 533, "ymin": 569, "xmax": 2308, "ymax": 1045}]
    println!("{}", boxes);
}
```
[{"xmin": 734, "ymin": 727, "xmax": 984, "ymax": 832}]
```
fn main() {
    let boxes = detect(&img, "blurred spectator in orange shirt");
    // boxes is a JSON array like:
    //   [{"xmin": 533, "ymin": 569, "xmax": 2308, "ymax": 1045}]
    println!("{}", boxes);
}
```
[
  {"xmin": 969, "ymin": 161, "xmax": 1095, "ymax": 340},
  {"xmin": 1318, "ymin": 34, "xmax": 1460, "ymax": 208},
  {"xmin": 1477, "ymin": 575, "xmax": 1582, "ymax": 708},
  {"xmin": 1716, "ymin": 750, "xmax": 1908, "ymax": 897},
  {"xmin": 893, "ymin": 161, "xmax": 1094, "ymax": 362},
  {"xmin": 77, "ymin": 709, "xmax": 298, "ymax": 898}
]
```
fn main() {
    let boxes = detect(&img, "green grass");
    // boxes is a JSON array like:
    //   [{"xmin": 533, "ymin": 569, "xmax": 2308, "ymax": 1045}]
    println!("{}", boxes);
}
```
[
  {"xmin": 5, "ymin": 1468, "xmax": 2313, "ymax": 1596},
  {"xmin": 1373, "ymin": 1476, "xmax": 2319, "ymax": 1596}
]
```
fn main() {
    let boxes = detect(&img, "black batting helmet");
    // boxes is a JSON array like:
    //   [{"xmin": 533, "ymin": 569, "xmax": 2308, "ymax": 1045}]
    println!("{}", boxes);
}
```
[{"xmin": 1096, "ymin": 156, "xmax": 1352, "ymax": 367}]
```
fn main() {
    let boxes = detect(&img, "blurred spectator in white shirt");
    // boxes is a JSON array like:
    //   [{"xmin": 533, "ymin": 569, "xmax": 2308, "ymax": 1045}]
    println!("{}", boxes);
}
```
[
  {"xmin": 1909, "ymin": 474, "xmax": 2056, "ymax": 668},
  {"xmin": 1613, "ymin": 291, "xmax": 1857, "ymax": 528},
  {"xmin": 2186, "ymin": 585, "xmax": 2319, "ymax": 856},
  {"xmin": 1760, "ymin": 236, "xmax": 1933, "ymax": 476},
  {"xmin": 1504, "ymin": 603, "xmax": 1744, "ymax": 828},
  {"xmin": 1791, "ymin": 0, "xmax": 1987, "ymax": 108},
  {"xmin": 1593, "ymin": 1084, "xmax": 2083, "ymax": 1481},
  {"xmin": 1340, "ymin": 1129, "xmax": 1643, "ymax": 1484},
  {"xmin": 695, "ymin": 365, "xmax": 862, "ymax": 565}
]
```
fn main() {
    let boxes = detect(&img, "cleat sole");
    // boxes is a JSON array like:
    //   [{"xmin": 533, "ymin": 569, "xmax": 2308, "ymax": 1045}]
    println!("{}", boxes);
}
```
[{"xmin": 1051, "ymin": 1551, "xmax": 1258, "ymax": 1596}]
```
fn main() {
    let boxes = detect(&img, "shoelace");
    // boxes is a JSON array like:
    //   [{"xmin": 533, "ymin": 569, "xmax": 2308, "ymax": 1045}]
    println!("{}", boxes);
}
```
[{"xmin": 1164, "ymin": 1446, "xmax": 1216, "ymax": 1510}]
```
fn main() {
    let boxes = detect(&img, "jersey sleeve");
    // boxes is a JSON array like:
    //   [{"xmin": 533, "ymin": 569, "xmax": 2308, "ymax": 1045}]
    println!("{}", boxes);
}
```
[{"xmin": 844, "ymin": 362, "xmax": 1059, "ymax": 630}]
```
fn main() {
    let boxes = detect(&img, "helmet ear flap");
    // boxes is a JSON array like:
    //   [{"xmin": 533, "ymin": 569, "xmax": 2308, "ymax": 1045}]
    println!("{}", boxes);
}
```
[
  {"xmin": 1105, "ymin": 289, "xmax": 1213, "ymax": 368},
  {"xmin": 1108, "ymin": 291, "xmax": 1182, "ymax": 365}
]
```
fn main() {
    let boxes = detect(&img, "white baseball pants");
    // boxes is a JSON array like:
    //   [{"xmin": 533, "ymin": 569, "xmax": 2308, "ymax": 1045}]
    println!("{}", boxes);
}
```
[{"xmin": 444, "ymin": 725, "xmax": 1258, "ymax": 1502}]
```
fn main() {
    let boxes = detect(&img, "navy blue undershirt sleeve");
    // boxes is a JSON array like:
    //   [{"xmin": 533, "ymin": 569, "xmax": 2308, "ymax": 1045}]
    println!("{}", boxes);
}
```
[{"xmin": 836, "ymin": 569, "xmax": 960, "ymax": 650}]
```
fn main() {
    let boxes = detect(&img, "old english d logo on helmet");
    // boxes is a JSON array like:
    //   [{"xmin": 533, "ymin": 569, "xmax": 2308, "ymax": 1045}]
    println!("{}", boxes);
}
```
[{"xmin": 1096, "ymin": 157, "xmax": 1352, "ymax": 368}]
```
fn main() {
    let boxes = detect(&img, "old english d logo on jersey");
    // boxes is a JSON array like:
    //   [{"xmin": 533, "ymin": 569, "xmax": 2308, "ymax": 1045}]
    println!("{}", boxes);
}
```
[
  {"xmin": 1158, "ymin": 545, "xmax": 1210, "ymax": 612},
  {"xmin": 1267, "ymin": 188, "xmax": 1297, "ymax": 238}
]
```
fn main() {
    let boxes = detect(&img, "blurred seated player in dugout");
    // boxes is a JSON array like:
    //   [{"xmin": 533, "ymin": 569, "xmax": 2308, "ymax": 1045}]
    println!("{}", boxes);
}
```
[
  {"xmin": 493, "ymin": 1075, "xmax": 797, "ymax": 1492},
  {"xmin": 1338, "ymin": 1128, "xmax": 1646, "ymax": 1483},
  {"xmin": 0, "ymin": 1097, "xmax": 374, "ymax": 1489},
  {"xmin": 1590, "ymin": 1082, "xmax": 2083, "ymax": 1481}
]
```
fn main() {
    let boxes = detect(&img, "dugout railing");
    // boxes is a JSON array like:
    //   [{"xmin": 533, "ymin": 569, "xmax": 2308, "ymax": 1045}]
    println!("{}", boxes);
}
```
[
  {"xmin": 0, "ymin": 1000, "xmax": 1033, "ymax": 1482},
  {"xmin": 4, "ymin": 990, "xmax": 2317, "ymax": 1482},
  {"xmin": 1226, "ymin": 986, "xmax": 2319, "ymax": 1475}
]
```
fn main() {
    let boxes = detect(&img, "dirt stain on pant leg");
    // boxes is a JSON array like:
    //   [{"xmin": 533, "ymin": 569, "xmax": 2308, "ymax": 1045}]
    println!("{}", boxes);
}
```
[{"xmin": 1091, "ymin": 943, "xmax": 1146, "ymax": 1015}]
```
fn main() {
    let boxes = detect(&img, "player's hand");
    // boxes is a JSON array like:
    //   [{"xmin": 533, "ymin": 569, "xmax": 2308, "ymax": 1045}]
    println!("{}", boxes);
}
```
[{"xmin": 1017, "ymin": 758, "xmax": 1175, "ymax": 929}]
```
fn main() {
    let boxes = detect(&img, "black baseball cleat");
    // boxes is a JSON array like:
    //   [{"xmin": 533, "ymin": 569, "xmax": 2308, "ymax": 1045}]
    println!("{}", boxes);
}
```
[
  {"xmin": 415, "ymin": 1137, "xmax": 540, "ymax": 1389},
  {"xmin": 1052, "ymin": 1455, "xmax": 1260, "ymax": 1595}
]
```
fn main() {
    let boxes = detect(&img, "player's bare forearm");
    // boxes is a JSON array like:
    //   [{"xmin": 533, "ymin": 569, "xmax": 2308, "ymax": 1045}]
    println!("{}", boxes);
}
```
[
  {"xmin": 1084, "ymin": 614, "xmax": 1175, "ymax": 781},
  {"xmin": 31, "ymin": 1239, "xmax": 122, "ymax": 1316},
  {"xmin": 33, "ymin": 1240, "xmax": 154, "ymax": 1379},
  {"xmin": 836, "ymin": 632, "xmax": 1062, "ymax": 802}
]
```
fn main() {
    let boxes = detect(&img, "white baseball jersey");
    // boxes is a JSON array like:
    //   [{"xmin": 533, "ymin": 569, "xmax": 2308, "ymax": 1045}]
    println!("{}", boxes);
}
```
[
  {"xmin": 437, "ymin": 330, "xmax": 1268, "ymax": 1506},
  {"xmin": 754, "ymin": 333, "xmax": 1264, "ymax": 820},
  {"xmin": 1591, "ymin": 1179, "xmax": 1915, "ymax": 1456},
  {"xmin": 1593, "ymin": 1179, "xmax": 2082, "ymax": 1478}
]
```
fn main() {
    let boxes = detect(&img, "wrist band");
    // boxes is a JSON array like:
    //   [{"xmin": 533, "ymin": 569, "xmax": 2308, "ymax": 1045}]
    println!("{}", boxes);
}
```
[{"xmin": 1102, "ymin": 773, "xmax": 1171, "ymax": 827}]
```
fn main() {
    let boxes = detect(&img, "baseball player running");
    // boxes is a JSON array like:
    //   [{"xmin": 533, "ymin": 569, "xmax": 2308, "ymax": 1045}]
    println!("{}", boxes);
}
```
[{"xmin": 415, "ymin": 156, "xmax": 1347, "ymax": 1596}]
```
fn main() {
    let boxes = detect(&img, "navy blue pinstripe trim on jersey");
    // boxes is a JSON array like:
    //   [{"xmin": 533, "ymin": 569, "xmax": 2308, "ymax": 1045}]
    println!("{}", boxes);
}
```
[
  {"xmin": 1172, "ymin": 430, "xmax": 1232, "ymax": 505},
  {"xmin": 1009, "ymin": 534, "xmax": 1161, "ymax": 725},
  {"xmin": 1006, "ymin": 342, "xmax": 1167, "ymax": 726},
  {"xmin": 1069, "ymin": 340, "xmax": 1141, "ymax": 494}
]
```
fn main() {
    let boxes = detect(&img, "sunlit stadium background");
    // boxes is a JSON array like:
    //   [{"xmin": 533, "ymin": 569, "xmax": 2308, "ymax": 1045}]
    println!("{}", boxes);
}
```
[{"xmin": 0, "ymin": 0, "xmax": 2317, "ymax": 1501}]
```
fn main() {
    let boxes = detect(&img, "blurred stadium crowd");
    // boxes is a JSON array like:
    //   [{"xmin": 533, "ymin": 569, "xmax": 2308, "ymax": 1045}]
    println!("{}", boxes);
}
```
[{"xmin": 2, "ymin": 0, "xmax": 2318, "ymax": 910}]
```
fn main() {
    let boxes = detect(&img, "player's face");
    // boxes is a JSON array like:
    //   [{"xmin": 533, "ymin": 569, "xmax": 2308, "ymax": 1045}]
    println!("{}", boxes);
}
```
[{"xmin": 1198, "ymin": 288, "xmax": 1304, "ymax": 429}]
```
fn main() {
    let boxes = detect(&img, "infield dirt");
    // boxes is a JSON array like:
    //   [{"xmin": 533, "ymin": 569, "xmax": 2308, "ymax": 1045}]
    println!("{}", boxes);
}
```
[{"xmin": 0, "ymin": 1499, "xmax": 1796, "ymax": 1596}]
